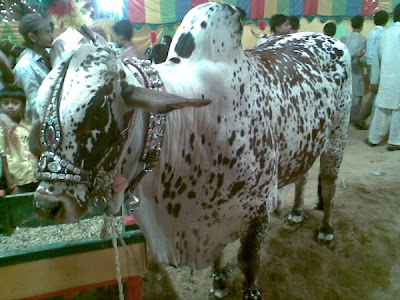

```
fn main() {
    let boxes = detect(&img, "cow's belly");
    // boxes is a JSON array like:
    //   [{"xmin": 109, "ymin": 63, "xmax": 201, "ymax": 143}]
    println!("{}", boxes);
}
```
[{"xmin": 277, "ymin": 147, "xmax": 321, "ymax": 187}]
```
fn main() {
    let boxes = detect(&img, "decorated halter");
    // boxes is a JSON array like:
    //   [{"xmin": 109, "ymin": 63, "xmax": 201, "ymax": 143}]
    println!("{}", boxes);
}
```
[
  {"xmin": 36, "ymin": 59, "xmax": 95, "ymax": 186},
  {"xmin": 36, "ymin": 55, "xmax": 166, "ymax": 210}
]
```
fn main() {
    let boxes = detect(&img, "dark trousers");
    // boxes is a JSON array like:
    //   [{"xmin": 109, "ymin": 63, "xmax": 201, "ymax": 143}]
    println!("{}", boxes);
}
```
[{"xmin": 17, "ymin": 182, "xmax": 39, "ymax": 193}]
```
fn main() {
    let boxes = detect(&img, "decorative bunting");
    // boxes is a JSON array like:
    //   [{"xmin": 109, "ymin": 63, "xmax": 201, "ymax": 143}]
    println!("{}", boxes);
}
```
[
  {"xmin": 0, "ymin": 23, "xmax": 22, "ymax": 46},
  {"xmin": 127, "ymin": 0, "xmax": 399, "ymax": 24},
  {"xmin": 2, "ymin": 0, "xmax": 399, "ymax": 36}
]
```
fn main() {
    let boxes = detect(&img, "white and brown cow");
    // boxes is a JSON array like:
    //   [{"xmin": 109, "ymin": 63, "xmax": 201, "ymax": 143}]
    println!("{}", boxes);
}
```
[{"xmin": 31, "ymin": 3, "xmax": 351, "ymax": 298}]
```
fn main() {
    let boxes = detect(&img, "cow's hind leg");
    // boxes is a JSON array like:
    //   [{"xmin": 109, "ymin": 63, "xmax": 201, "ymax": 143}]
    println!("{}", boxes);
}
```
[
  {"xmin": 316, "ymin": 174, "xmax": 324, "ymax": 210},
  {"xmin": 317, "ymin": 145, "xmax": 344, "ymax": 246},
  {"xmin": 238, "ymin": 215, "xmax": 267, "ymax": 300},
  {"xmin": 209, "ymin": 256, "xmax": 232, "ymax": 299},
  {"xmin": 287, "ymin": 174, "xmax": 308, "ymax": 227}
]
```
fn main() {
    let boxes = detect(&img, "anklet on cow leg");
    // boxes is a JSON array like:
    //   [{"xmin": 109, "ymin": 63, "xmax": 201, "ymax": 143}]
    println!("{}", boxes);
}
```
[
  {"xmin": 209, "ymin": 268, "xmax": 233, "ymax": 299},
  {"xmin": 317, "ymin": 224, "xmax": 335, "ymax": 247},
  {"xmin": 243, "ymin": 288, "xmax": 263, "ymax": 300},
  {"xmin": 287, "ymin": 210, "xmax": 304, "ymax": 227}
]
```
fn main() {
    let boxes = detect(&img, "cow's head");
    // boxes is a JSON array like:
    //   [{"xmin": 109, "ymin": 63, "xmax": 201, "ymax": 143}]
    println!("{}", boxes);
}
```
[{"xmin": 31, "ymin": 45, "xmax": 210, "ymax": 223}]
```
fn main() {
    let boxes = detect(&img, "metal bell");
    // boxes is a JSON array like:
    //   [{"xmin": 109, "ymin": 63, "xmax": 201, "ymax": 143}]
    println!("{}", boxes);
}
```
[
  {"xmin": 94, "ymin": 196, "xmax": 107, "ymax": 209},
  {"xmin": 125, "ymin": 190, "xmax": 140, "ymax": 213}
]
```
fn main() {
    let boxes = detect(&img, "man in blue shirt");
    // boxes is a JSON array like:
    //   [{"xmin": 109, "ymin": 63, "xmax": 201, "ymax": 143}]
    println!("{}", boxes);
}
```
[
  {"xmin": 13, "ymin": 13, "xmax": 54, "ymax": 123},
  {"xmin": 354, "ymin": 10, "xmax": 389, "ymax": 130}
]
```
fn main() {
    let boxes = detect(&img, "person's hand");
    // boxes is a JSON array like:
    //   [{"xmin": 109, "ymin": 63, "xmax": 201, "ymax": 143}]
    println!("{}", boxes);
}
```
[
  {"xmin": 5, "ymin": 184, "xmax": 18, "ymax": 195},
  {"xmin": 0, "ymin": 189, "xmax": 6, "ymax": 197},
  {"xmin": 0, "ymin": 50, "xmax": 14, "ymax": 83},
  {"xmin": 0, "ymin": 113, "xmax": 17, "ymax": 132},
  {"xmin": 370, "ymin": 84, "xmax": 379, "ymax": 94},
  {"xmin": 11, "ymin": 186, "xmax": 20, "ymax": 195},
  {"xmin": 0, "ymin": 51, "xmax": 9, "ymax": 68},
  {"xmin": 352, "ymin": 50, "xmax": 365, "ymax": 59}
]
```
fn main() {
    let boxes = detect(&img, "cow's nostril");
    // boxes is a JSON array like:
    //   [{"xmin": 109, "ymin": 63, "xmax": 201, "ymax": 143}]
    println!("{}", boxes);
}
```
[
  {"xmin": 34, "ymin": 199, "xmax": 63, "ymax": 219},
  {"xmin": 49, "ymin": 202, "xmax": 63, "ymax": 218}
]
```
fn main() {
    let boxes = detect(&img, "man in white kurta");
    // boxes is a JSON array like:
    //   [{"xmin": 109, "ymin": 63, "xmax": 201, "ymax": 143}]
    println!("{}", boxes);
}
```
[
  {"xmin": 353, "ymin": 10, "xmax": 389, "ymax": 130},
  {"xmin": 367, "ymin": 5, "xmax": 400, "ymax": 151},
  {"xmin": 340, "ymin": 15, "xmax": 366, "ymax": 123}
]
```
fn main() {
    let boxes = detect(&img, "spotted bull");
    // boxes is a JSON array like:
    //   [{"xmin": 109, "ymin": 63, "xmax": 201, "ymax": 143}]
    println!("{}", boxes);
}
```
[{"xmin": 30, "ymin": 3, "xmax": 351, "ymax": 298}]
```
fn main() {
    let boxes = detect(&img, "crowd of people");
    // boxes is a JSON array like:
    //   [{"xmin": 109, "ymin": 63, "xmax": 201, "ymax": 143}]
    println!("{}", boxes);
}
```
[
  {"xmin": 0, "ymin": 4, "xmax": 399, "ymax": 196},
  {"xmin": 340, "ymin": 7, "xmax": 400, "ymax": 151}
]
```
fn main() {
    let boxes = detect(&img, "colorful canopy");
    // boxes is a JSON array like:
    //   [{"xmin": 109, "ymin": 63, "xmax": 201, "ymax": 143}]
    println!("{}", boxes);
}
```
[
  {"xmin": 0, "ymin": 22, "xmax": 22, "ymax": 45},
  {"xmin": 126, "ymin": 0, "xmax": 400, "ymax": 24}
]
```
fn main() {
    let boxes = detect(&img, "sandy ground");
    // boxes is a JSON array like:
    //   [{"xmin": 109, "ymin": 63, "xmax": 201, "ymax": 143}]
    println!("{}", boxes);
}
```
[{"xmin": 141, "ymin": 125, "xmax": 400, "ymax": 300}]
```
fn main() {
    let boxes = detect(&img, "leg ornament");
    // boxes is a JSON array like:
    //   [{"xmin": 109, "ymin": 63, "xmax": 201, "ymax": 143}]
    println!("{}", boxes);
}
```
[
  {"xmin": 243, "ymin": 288, "xmax": 263, "ymax": 300},
  {"xmin": 318, "ymin": 224, "xmax": 335, "ymax": 248},
  {"xmin": 209, "ymin": 268, "xmax": 233, "ymax": 299},
  {"xmin": 287, "ymin": 210, "xmax": 304, "ymax": 227}
]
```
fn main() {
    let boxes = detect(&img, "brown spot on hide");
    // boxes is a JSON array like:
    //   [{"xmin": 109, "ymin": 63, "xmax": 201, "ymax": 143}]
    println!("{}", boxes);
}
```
[{"xmin": 172, "ymin": 203, "xmax": 181, "ymax": 218}]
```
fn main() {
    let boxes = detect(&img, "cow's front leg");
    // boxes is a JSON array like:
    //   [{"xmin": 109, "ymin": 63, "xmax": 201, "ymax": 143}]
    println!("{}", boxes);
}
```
[
  {"xmin": 238, "ymin": 214, "xmax": 267, "ymax": 300},
  {"xmin": 209, "ymin": 256, "xmax": 232, "ymax": 299},
  {"xmin": 287, "ymin": 174, "xmax": 308, "ymax": 227}
]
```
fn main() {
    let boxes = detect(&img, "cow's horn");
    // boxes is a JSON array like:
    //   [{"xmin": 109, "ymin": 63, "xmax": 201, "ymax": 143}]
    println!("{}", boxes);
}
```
[
  {"xmin": 122, "ymin": 85, "xmax": 211, "ymax": 114},
  {"xmin": 251, "ymin": 29, "xmax": 266, "ymax": 39},
  {"xmin": 29, "ymin": 121, "xmax": 44, "ymax": 157}
]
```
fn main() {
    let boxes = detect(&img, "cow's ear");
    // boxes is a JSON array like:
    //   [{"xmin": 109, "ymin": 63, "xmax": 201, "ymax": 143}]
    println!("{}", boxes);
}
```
[
  {"xmin": 29, "ymin": 121, "xmax": 44, "ymax": 157},
  {"xmin": 122, "ymin": 85, "xmax": 211, "ymax": 114}
]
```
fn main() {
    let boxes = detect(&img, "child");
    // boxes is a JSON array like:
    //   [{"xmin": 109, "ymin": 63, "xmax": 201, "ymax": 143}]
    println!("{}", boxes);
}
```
[{"xmin": 0, "ymin": 85, "xmax": 38, "ymax": 194}]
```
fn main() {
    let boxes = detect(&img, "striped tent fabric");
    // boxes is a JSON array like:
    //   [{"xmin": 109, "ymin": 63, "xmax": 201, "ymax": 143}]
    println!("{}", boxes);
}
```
[
  {"xmin": 0, "ymin": 22, "xmax": 22, "ymax": 45},
  {"xmin": 128, "ymin": 0, "xmax": 400, "ymax": 24}
]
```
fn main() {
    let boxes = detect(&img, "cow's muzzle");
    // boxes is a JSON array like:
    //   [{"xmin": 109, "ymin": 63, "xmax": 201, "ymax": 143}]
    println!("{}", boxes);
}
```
[
  {"xmin": 33, "ymin": 189, "xmax": 87, "ymax": 223},
  {"xmin": 34, "ymin": 196, "xmax": 64, "ymax": 220}
]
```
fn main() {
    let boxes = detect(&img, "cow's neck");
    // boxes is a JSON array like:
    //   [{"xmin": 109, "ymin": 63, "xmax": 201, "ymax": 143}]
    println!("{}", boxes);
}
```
[{"xmin": 119, "ymin": 109, "xmax": 167, "ymax": 193}]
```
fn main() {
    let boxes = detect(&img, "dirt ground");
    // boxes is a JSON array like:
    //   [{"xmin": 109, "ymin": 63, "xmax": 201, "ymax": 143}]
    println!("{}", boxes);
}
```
[{"xmin": 141, "ymin": 125, "xmax": 400, "ymax": 300}]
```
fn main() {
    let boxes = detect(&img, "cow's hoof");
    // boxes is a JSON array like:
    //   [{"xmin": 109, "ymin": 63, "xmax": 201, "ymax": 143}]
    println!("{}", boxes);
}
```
[
  {"xmin": 243, "ymin": 288, "xmax": 263, "ymax": 299},
  {"xmin": 209, "ymin": 288, "xmax": 230, "ymax": 299},
  {"xmin": 287, "ymin": 212, "xmax": 304, "ymax": 227},
  {"xmin": 317, "ymin": 225, "xmax": 335, "ymax": 248}
]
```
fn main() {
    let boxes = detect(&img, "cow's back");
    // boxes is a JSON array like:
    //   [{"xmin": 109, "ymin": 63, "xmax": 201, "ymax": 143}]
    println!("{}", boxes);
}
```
[{"xmin": 250, "ymin": 33, "xmax": 351, "ymax": 185}]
